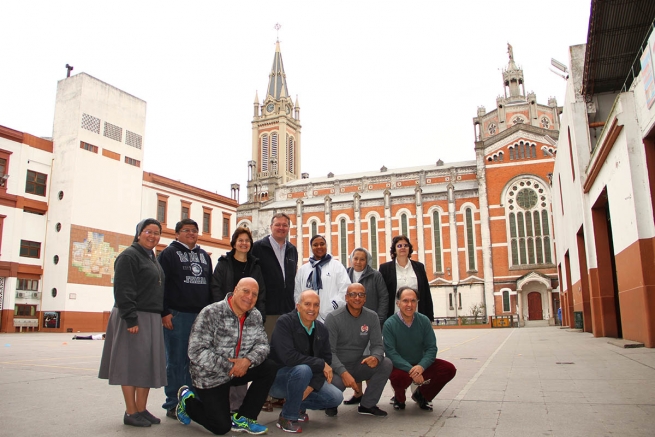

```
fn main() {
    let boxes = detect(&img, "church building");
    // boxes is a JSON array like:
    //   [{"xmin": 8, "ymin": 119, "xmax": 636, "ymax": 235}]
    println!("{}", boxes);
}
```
[{"xmin": 238, "ymin": 42, "xmax": 562, "ymax": 324}]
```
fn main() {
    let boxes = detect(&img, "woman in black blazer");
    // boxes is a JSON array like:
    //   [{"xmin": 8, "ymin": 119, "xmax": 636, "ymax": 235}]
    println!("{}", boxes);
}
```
[{"xmin": 379, "ymin": 235, "xmax": 434, "ymax": 322}]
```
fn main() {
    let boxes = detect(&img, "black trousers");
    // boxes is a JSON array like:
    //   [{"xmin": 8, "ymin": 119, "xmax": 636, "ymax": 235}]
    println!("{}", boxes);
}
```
[{"xmin": 185, "ymin": 358, "xmax": 278, "ymax": 435}]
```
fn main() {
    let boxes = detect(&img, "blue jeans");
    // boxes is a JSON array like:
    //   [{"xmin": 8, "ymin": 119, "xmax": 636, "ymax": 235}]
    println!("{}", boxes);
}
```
[
  {"xmin": 162, "ymin": 310, "xmax": 198, "ymax": 411},
  {"xmin": 269, "ymin": 365, "xmax": 343, "ymax": 421}
]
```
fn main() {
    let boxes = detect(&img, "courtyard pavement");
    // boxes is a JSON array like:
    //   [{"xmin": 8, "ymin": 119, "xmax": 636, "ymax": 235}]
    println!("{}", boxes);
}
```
[{"xmin": 1, "ymin": 326, "xmax": 654, "ymax": 436}]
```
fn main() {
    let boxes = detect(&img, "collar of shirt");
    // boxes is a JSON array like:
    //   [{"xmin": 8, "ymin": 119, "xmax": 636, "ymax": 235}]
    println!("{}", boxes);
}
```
[
  {"xmin": 396, "ymin": 311, "xmax": 415, "ymax": 328},
  {"xmin": 297, "ymin": 311, "xmax": 315, "ymax": 335},
  {"xmin": 268, "ymin": 234, "xmax": 286, "ymax": 251},
  {"xmin": 395, "ymin": 259, "xmax": 412, "ymax": 271}
]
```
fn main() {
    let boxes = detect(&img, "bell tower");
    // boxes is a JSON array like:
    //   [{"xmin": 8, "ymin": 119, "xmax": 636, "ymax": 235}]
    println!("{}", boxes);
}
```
[{"xmin": 247, "ymin": 41, "xmax": 302, "ymax": 204}]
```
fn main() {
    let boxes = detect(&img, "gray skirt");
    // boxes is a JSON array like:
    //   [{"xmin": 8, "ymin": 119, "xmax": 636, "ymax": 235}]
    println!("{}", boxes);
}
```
[{"xmin": 98, "ymin": 308, "xmax": 167, "ymax": 388}]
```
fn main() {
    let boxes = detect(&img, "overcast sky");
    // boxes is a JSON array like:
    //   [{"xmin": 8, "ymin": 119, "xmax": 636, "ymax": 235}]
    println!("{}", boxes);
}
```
[{"xmin": 1, "ymin": 1, "xmax": 592, "ymax": 202}]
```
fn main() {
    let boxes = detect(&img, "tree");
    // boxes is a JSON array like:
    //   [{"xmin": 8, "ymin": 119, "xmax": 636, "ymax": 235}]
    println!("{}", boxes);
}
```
[{"xmin": 470, "ymin": 302, "xmax": 486, "ymax": 324}]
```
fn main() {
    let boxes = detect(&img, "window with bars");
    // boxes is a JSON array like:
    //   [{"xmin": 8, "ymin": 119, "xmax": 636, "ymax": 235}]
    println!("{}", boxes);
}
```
[
  {"xmin": 261, "ymin": 135, "xmax": 269, "ymax": 172},
  {"xmin": 20, "ymin": 240, "xmax": 41, "ymax": 258},
  {"xmin": 369, "ymin": 216, "xmax": 378, "ymax": 269},
  {"xmin": 157, "ymin": 200, "xmax": 167, "ymax": 224},
  {"xmin": 203, "ymin": 212, "xmax": 211, "ymax": 234},
  {"xmin": 223, "ymin": 217, "xmax": 230, "ymax": 238},
  {"xmin": 400, "ymin": 213, "xmax": 408, "ymax": 237},
  {"xmin": 465, "ymin": 208, "xmax": 476, "ymax": 271},
  {"xmin": 432, "ymin": 210, "xmax": 443, "ymax": 273},
  {"xmin": 80, "ymin": 141, "xmax": 98, "ymax": 153},
  {"xmin": 502, "ymin": 290, "xmax": 510, "ymax": 312},
  {"xmin": 25, "ymin": 170, "xmax": 47, "ymax": 196},
  {"xmin": 507, "ymin": 179, "xmax": 553, "ymax": 267},
  {"xmin": 340, "ymin": 219, "xmax": 347, "ymax": 268},
  {"xmin": 181, "ymin": 207, "xmax": 189, "ymax": 220},
  {"xmin": 17, "ymin": 279, "xmax": 39, "ymax": 291},
  {"xmin": 125, "ymin": 156, "xmax": 140, "ymax": 167}
]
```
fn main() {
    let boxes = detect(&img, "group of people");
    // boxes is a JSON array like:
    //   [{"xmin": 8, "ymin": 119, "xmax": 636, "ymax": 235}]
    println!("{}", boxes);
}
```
[{"xmin": 98, "ymin": 213, "xmax": 456, "ymax": 435}]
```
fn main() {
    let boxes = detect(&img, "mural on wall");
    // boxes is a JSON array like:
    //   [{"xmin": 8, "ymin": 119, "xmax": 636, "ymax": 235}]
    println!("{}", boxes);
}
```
[
  {"xmin": 71, "ymin": 232, "xmax": 128, "ymax": 282},
  {"xmin": 69, "ymin": 225, "xmax": 134, "ymax": 286}
]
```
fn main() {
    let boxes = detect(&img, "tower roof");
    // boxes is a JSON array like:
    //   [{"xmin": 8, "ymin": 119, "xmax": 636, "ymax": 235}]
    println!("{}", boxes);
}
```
[{"xmin": 267, "ymin": 41, "xmax": 289, "ymax": 99}]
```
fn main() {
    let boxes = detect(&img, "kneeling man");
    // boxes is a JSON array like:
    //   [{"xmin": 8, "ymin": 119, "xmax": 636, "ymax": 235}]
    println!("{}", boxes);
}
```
[
  {"xmin": 177, "ymin": 278, "xmax": 276, "ymax": 435},
  {"xmin": 269, "ymin": 290, "xmax": 343, "ymax": 433},
  {"xmin": 383, "ymin": 286, "xmax": 456, "ymax": 411},
  {"xmin": 325, "ymin": 283, "xmax": 392, "ymax": 417}
]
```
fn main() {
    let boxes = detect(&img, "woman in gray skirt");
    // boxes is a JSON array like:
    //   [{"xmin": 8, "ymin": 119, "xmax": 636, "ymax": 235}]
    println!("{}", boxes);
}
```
[{"xmin": 99, "ymin": 218, "xmax": 167, "ymax": 427}]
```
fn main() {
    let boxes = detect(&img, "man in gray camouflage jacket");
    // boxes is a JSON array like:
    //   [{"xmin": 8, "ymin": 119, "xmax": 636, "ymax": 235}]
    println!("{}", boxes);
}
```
[{"xmin": 175, "ymin": 277, "xmax": 277, "ymax": 435}]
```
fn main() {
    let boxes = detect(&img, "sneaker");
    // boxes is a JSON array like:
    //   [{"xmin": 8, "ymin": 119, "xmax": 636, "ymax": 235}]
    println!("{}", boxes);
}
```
[
  {"xmin": 123, "ymin": 412, "xmax": 151, "ymax": 427},
  {"xmin": 393, "ymin": 398, "xmax": 406, "ymax": 410},
  {"xmin": 231, "ymin": 414, "xmax": 268, "ymax": 435},
  {"xmin": 165, "ymin": 408, "xmax": 177, "ymax": 419},
  {"xmin": 325, "ymin": 407, "xmax": 338, "ymax": 417},
  {"xmin": 411, "ymin": 388, "xmax": 433, "ymax": 411},
  {"xmin": 138, "ymin": 409, "xmax": 161, "ymax": 424},
  {"xmin": 343, "ymin": 394, "xmax": 362, "ymax": 405},
  {"xmin": 176, "ymin": 385, "xmax": 195, "ymax": 425},
  {"xmin": 358, "ymin": 405, "xmax": 388, "ymax": 417},
  {"xmin": 298, "ymin": 411, "xmax": 309, "ymax": 422},
  {"xmin": 276, "ymin": 415, "xmax": 302, "ymax": 433}
]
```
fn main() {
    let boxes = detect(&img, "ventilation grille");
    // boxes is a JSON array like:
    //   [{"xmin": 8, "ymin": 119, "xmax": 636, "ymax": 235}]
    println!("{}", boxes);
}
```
[
  {"xmin": 81, "ymin": 113, "xmax": 100, "ymax": 134},
  {"xmin": 125, "ymin": 130, "xmax": 142, "ymax": 149},
  {"xmin": 103, "ymin": 122, "xmax": 122, "ymax": 142}
]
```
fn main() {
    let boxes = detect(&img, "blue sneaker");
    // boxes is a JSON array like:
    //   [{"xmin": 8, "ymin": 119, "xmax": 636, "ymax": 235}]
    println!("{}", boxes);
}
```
[
  {"xmin": 176, "ymin": 385, "xmax": 195, "ymax": 425},
  {"xmin": 231, "ymin": 413, "xmax": 268, "ymax": 434}
]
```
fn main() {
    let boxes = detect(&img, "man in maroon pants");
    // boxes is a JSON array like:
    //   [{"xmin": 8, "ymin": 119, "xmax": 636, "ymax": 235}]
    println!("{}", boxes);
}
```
[{"xmin": 383, "ymin": 286, "xmax": 456, "ymax": 411}]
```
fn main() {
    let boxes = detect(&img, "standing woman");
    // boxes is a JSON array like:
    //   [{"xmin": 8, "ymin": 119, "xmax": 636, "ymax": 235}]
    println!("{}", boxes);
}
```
[
  {"xmin": 99, "ymin": 219, "xmax": 167, "ymax": 427},
  {"xmin": 294, "ymin": 235, "xmax": 350, "ymax": 322},
  {"xmin": 347, "ymin": 247, "xmax": 389, "ymax": 329},
  {"xmin": 379, "ymin": 235, "xmax": 434, "ymax": 322},
  {"xmin": 211, "ymin": 227, "xmax": 266, "ymax": 413}
]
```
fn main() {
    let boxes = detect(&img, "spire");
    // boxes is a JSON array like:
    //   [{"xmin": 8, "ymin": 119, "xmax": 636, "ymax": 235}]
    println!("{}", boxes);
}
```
[
  {"xmin": 267, "ymin": 41, "xmax": 289, "ymax": 99},
  {"xmin": 502, "ymin": 43, "xmax": 525, "ymax": 100},
  {"xmin": 254, "ymin": 90, "xmax": 259, "ymax": 104}
]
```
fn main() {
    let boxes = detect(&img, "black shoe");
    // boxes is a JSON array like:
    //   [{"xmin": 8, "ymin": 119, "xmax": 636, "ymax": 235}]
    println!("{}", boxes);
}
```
[
  {"xmin": 166, "ymin": 408, "xmax": 176, "ymax": 419},
  {"xmin": 325, "ymin": 407, "xmax": 338, "ymax": 417},
  {"xmin": 358, "ymin": 405, "xmax": 388, "ymax": 417},
  {"xmin": 138, "ymin": 409, "xmax": 161, "ymax": 424},
  {"xmin": 392, "ymin": 398, "xmax": 406, "ymax": 410},
  {"xmin": 123, "ymin": 412, "xmax": 151, "ymax": 427},
  {"xmin": 343, "ymin": 395, "xmax": 362, "ymax": 405},
  {"xmin": 411, "ymin": 388, "xmax": 433, "ymax": 411}
]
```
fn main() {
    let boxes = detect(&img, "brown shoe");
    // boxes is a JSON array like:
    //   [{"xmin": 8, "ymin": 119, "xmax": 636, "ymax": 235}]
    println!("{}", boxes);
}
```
[
  {"xmin": 261, "ymin": 400, "xmax": 274, "ymax": 412},
  {"xmin": 271, "ymin": 398, "xmax": 286, "ymax": 408}
]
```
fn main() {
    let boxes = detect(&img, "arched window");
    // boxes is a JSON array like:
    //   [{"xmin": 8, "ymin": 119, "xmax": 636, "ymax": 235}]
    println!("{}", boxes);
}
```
[
  {"xmin": 499, "ymin": 151, "xmax": 504, "ymax": 162},
  {"xmin": 287, "ymin": 136, "xmax": 295, "ymax": 174},
  {"xmin": 518, "ymin": 142, "xmax": 525, "ymax": 159},
  {"xmin": 339, "ymin": 218, "xmax": 347, "ymax": 268},
  {"xmin": 432, "ymin": 210, "xmax": 443, "ymax": 273},
  {"xmin": 531, "ymin": 144, "xmax": 536, "ymax": 158},
  {"xmin": 449, "ymin": 293, "xmax": 453, "ymax": 309},
  {"xmin": 261, "ymin": 135, "xmax": 269, "ymax": 172},
  {"xmin": 502, "ymin": 290, "xmax": 510, "ymax": 312},
  {"xmin": 506, "ymin": 178, "xmax": 553, "ymax": 266},
  {"xmin": 400, "ymin": 213, "xmax": 408, "ymax": 237},
  {"xmin": 509, "ymin": 147, "xmax": 514, "ymax": 160},
  {"xmin": 311, "ymin": 221, "xmax": 317, "ymax": 237},
  {"xmin": 465, "ymin": 208, "xmax": 476, "ymax": 271},
  {"xmin": 369, "ymin": 216, "xmax": 378, "ymax": 269}
]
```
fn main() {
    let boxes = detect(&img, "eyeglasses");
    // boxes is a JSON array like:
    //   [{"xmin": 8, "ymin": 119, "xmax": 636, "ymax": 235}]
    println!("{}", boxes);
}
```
[
  {"xmin": 396, "ymin": 244, "xmax": 409, "ymax": 248},
  {"xmin": 179, "ymin": 229, "xmax": 198, "ymax": 234},
  {"xmin": 346, "ymin": 292, "xmax": 366, "ymax": 298},
  {"xmin": 143, "ymin": 230, "xmax": 161, "ymax": 236}
]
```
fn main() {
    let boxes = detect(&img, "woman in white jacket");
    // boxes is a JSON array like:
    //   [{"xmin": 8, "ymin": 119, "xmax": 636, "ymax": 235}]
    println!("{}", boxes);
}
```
[{"xmin": 294, "ymin": 235, "xmax": 350, "ymax": 322}]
